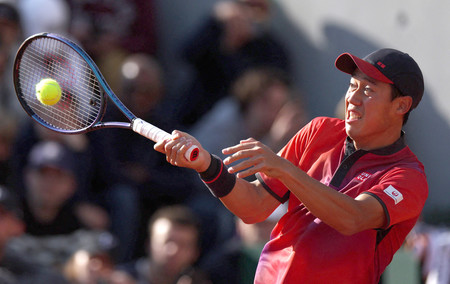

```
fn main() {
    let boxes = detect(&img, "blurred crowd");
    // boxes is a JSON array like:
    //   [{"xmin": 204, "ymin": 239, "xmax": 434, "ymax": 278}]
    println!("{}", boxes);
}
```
[
  {"xmin": 0, "ymin": 0, "xmax": 448, "ymax": 284},
  {"xmin": 0, "ymin": 0, "xmax": 306, "ymax": 283}
]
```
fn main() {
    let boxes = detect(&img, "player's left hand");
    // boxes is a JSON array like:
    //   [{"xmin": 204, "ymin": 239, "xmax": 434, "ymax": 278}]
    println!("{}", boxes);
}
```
[{"xmin": 222, "ymin": 138, "xmax": 289, "ymax": 179}]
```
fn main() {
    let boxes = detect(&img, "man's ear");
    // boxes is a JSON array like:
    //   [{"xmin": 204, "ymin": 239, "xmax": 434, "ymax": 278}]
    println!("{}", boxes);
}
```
[{"xmin": 395, "ymin": 96, "xmax": 413, "ymax": 115}]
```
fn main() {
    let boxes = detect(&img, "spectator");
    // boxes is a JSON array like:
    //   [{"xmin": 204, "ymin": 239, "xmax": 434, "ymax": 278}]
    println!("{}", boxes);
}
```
[
  {"xmin": 22, "ymin": 140, "xmax": 109, "ymax": 236},
  {"xmin": 0, "ymin": 2, "xmax": 26, "ymax": 121},
  {"xmin": 0, "ymin": 108, "xmax": 18, "ymax": 187},
  {"xmin": 121, "ymin": 0, "xmax": 158, "ymax": 55},
  {"xmin": 200, "ymin": 204, "xmax": 287, "ymax": 284},
  {"xmin": 119, "ymin": 205, "xmax": 211, "ymax": 284},
  {"xmin": 17, "ymin": 0, "xmax": 70, "ymax": 38},
  {"xmin": 67, "ymin": 0, "xmax": 136, "ymax": 93},
  {"xmin": 63, "ymin": 234, "xmax": 135, "ymax": 284},
  {"xmin": 67, "ymin": 0, "xmax": 135, "ymax": 52},
  {"xmin": 8, "ymin": 141, "xmax": 111, "ymax": 270},
  {"xmin": 0, "ymin": 185, "xmax": 68, "ymax": 283},
  {"xmin": 175, "ymin": 0, "xmax": 291, "ymax": 127},
  {"xmin": 11, "ymin": 118, "xmax": 140, "ymax": 263},
  {"xmin": 405, "ymin": 221, "xmax": 450, "ymax": 284},
  {"xmin": 107, "ymin": 53, "xmax": 196, "ymax": 258},
  {"xmin": 10, "ymin": 118, "xmax": 91, "ymax": 198}
]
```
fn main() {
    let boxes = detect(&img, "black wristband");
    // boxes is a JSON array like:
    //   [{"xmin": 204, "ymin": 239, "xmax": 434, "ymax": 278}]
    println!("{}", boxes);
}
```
[{"xmin": 199, "ymin": 154, "xmax": 236, "ymax": 198}]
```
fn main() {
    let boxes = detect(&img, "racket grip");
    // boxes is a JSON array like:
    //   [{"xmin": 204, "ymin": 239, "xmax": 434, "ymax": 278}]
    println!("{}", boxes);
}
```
[{"xmin": 132, "ymin": 118, "xmax": 199, "ymax": 161}]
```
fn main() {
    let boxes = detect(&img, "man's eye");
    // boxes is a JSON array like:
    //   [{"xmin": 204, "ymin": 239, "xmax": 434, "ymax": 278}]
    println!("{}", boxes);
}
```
[{"xmin": 364, "ymin": 86, "xmax": 373, "ymax": 94}]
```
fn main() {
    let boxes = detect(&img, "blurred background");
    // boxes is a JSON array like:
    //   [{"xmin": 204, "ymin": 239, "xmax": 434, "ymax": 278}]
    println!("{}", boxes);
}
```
[{"xmin": 0, "ymin": 0, "xmax": 448, "ymax": 283}]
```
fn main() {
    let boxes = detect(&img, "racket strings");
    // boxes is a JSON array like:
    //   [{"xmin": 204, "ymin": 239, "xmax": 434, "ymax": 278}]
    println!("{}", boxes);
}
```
[
  {"xmin": 26, "ymin": 38, "xmax": 101, "ymax": 124},
  {"xmin": 16, "ymin": 37, "xmax": 103, "ymax": 131}
]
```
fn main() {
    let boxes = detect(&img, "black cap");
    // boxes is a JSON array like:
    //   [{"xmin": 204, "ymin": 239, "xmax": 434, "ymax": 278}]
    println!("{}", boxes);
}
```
[
  {"xmin": 27, "ymin": 141, "xmax": 77, "ymax": 175},
  {"xmin": 0, "ymin": 186, "xmax": 23, "ymax": 220},
  {"xmin": 335, "ymin": 48, "xmax": 424, "ymax": 110}
]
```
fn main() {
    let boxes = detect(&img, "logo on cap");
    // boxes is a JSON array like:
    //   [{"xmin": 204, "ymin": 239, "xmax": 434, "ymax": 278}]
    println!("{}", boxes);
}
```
[{"xmin": 377, "ymin": 61, "xmax": 386, "ymax": 69}]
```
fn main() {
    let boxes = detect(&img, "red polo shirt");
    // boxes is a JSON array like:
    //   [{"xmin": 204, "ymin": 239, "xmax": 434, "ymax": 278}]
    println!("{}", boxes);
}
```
[{"xmin": 255, "ymin": 117, "xmax": 428, "ymax": 284}]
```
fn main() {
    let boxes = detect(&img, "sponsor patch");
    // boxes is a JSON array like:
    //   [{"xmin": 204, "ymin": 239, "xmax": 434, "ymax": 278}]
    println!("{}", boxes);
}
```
[
  {"xmin": 356, "ymin": 172, "xmax": 371, "ymax": 182},
  {"xmin": 383, "ymin": 185, "xmax": 403, "ymax": 204}
]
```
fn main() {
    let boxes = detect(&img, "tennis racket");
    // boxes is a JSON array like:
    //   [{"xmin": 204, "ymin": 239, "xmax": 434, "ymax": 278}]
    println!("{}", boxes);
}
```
[{"xmin": 13, "ymin": 32, "xmax": 199, "ymax": 161}]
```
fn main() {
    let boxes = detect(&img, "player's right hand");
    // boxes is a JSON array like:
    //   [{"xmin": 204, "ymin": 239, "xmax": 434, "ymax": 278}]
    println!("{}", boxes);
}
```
[{"xmin": 154, "ymin": 130, "xmax": 211, "ymax": 172}]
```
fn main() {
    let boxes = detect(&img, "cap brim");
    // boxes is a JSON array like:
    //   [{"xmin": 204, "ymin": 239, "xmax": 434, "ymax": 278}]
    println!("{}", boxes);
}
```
[{"xmin": 335, "ymin": 53, "xmax": 393, "ymax": 84}]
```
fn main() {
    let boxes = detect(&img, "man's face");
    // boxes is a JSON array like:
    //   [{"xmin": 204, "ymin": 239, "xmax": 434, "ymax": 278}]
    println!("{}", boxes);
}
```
[
  {"xmin": 150, "ymin": 218, "xmax": 199, "ymax": 275},
  {"xmin": 26, "ymin": 166, "xmax": 77, "ymax": 209},
  {"xmin": 345, "ymin": 69, "xmax": 400, "ymax": 150},
  {"xmin": 247, "ymin": 83, "xmax": 289, "ymax": 138}
]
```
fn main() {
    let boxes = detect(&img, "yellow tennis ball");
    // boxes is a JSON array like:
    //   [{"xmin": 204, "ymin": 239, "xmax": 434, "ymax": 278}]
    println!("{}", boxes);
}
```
[{"xmin": 36, "ymin": 78, "xmax": 62, "ymax": 106}]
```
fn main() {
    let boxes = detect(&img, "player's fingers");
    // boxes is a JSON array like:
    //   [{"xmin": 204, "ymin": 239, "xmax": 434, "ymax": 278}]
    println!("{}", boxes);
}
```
[
  {"xmin": 154, "ymin": 138, "xmax": 171, "ymax": 154},
  {"xmin": 223, "ymin": 142, "xmax": 265, "ymax": 166},
  {"xmin": 241, "ymin": 137, "xmax": 257, "ymax": 143},
  {"xmin": 178, "ymin": 139, "xmax": 193, "ymax": 156},
  {"xmin": 228, "ymin": 156, "xmax": 264, "ymax": 178},
  {"xmin": 166, "ymin": 137, "xmax": 186, "ymax": 165},
  {"xmin": 171, "ymin": 130, "xmax": 184, "ymax": 140},
  {"xmin": 234, "ymin": 164, "xmax": 262, "ymax": 179},
  {"xmin": 162, "ymin": 131, "xmax": 187, "ymax": 159},
  {"xmin": 171, "ymin": 130, "xmax": 200, "ymax": 149},
  {"xmin": 222, "ymin": 137, "xmax": 257, "ymax": 155},
  {"xmin": 174, "ymin": 139, "xmax": 195, "ymax": 166}
]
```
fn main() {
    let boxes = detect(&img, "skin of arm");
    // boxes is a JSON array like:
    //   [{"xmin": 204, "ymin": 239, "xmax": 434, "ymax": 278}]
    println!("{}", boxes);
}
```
[
  {"xmin": 154, "ymin": 131, "xmax": 280, "ymax": 224},
  {"xmin": 154, "ymin": 132, "xmax": 386, "ymax": 235},
  {"xmin": 223, "ymin": 138, "xmax": 386, "ymax": 235}
]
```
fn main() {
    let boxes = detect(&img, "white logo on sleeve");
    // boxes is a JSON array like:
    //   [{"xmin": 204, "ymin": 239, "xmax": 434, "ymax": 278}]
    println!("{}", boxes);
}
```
[{"xmin": 383, "ymin": 185, "xmax": 404, "ymax": 204}]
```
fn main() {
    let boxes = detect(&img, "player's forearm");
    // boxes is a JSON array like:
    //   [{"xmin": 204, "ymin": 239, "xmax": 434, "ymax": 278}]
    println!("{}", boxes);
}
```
[
  {"xmin": 200, "ymin": 154, "xmax": 278, "ymax": 223},
  {"xmin": 219, "ymin": 179, "xmax": 279, "ymax": 224},
  {"xmin": 279, "ymin": 164, "xmax": 373, "ymax": 235},
  {"xmin": 220, "ymin": 138, "xmax": 376, "ymax": 232}
]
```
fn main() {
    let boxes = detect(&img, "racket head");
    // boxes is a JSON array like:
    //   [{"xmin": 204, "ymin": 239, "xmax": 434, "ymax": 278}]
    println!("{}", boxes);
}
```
[{"xmin": 13, "ymin": 33, "xmax": 107, "ymax": 134}]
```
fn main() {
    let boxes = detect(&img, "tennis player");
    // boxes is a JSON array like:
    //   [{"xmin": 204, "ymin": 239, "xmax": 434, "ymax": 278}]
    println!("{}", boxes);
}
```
[{"xmin": 155, "ymin": 48, "xmax": 428, "ymax": 283}]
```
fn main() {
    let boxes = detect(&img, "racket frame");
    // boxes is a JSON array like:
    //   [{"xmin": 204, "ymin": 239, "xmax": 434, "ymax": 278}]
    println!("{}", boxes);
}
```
[
  {"xmin": 14, "ymin": 32, "xmax": 137, "ymax": 133},
  {"xmin": 13, "ymin": 32, "xmax": 199, "ymax": 160}
]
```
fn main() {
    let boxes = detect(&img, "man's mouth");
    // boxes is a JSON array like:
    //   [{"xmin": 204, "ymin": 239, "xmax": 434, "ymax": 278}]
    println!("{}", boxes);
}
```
[{"xmin": 347, "ymin": 111, "xmax": 362, "ymax": 121}]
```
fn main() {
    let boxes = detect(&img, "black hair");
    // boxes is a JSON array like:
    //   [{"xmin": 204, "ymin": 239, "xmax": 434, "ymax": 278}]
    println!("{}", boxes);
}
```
[
  {"xmin": 148, "ymin": 205, "xmax": 201, "ymax": 246},
  {"xmin": 149, "ymin": 205, "xmax": 199, "ymax": 227}
]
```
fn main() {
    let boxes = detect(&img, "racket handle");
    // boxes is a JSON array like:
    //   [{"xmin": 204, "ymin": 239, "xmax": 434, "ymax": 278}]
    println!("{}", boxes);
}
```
[{"xmin": 132, "ymin": 118, "xmax": 199, "ymax": 161}]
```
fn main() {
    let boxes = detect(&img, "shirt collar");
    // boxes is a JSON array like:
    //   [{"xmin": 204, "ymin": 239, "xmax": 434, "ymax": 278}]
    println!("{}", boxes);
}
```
[{"xmin": 345, "ymin": 131, "xmax": 406, "ymax": 159}]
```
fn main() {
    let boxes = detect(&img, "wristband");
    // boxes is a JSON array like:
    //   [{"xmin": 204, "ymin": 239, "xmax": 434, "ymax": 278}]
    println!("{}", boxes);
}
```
[{"xmin": 199, "ymin": 154, "xmax": 236, "ymax": 198}]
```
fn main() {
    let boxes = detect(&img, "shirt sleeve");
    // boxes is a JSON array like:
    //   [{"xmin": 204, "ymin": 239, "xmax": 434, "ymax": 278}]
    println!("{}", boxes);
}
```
[{"xmin": 363, "ymin": 166, "xmax": 428, "ymax": 229}]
